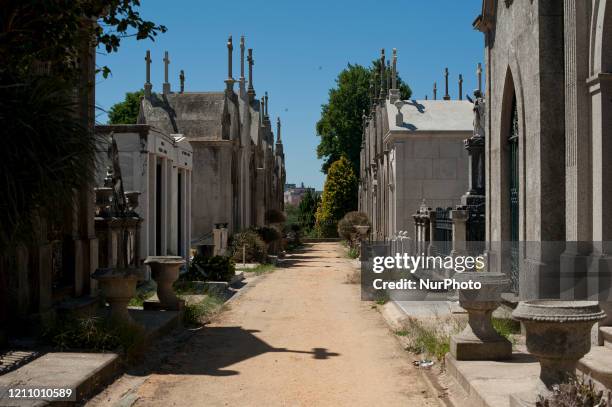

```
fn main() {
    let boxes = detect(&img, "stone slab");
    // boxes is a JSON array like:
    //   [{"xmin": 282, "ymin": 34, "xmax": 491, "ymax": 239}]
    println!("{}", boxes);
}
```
[
  {"xmin": 0, "ymin": 352, "xmax": 119, "ymax": 406},
  {"xmin": 129, "ymin": 309, "xmax": 181, "ymax": 340},
  {"xmin": 450, "ymin": 336, "xmax": 512, "ymax": 361},
  {"xmin": 445, "ymin": 352, "xmax": 540, "ymax": 407},
  {"xmin": 577, "ymin": 345, "xmax": 612, "ymax": 390}
]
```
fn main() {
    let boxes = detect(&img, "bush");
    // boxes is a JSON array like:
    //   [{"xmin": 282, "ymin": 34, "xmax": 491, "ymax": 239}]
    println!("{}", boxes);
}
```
[
  {"xmin": 230, "ymin": 230, "xmax": 268, "ymax": 263},
  {"xmin": 183, "ymin": 294, "xmax": 225, "ymax": 326},
  {"xmin": 537, "ymin": 375, "xmax": 611, "ymax": 407},
  {"xmin": 337, "ymin": 211, "xmax": 370, "ymax": 245},
  {"xmin": 315, "ymin": 156, "xmax": 358, "ymax": 237},
  {"xmin": 256, "ymin": 226, "xmax": 282, "ymax": 244},
  {"xmin": 265, "ymin": 209, "xmax": 286, "ymax": 224},
  {"xmin": 181, "ymin": 255, "xmax": 235, "ymax": 282}
]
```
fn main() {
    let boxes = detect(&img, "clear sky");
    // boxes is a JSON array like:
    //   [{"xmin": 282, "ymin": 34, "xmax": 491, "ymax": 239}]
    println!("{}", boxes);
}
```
[{"xmin": 96, "ymin": 0, "xmax": 484, "ymax": 190}]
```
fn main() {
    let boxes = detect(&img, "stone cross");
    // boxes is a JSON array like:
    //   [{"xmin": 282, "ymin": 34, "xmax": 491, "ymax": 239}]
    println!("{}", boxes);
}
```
[
  {"xmin": 433, "ymin": 82, "xmax": 437, "ymax": 100},
  {"xmin": 163, "ymin": 51, "xmax": 171, "ymax": 94},
  {"xmin": 459, "ymin": 74, "xmax": 463, "ymax": 100},
  {"xmin": 144, "ymin": 50, "xmax": 152, "ymax": 97},
  {"xmin": 240, "ymin": 36, "xmax": 245, "ymax": 82},
  {"xmin": 477, "ymin": 62, "xmax": 483, "ymax": 93},
  {"xmin": 179, "ymin": 70, "xmax": 185, "ymax": 93},
  {"xmin": 391, "ymin": 48, "xmax": 397, "ymax": 89},
  {"xmin": 443, "ymin": 68, "xmax": 451, "ymax": 100},
  {"xmin": 379, "ymin": 49, "xmax": 386, "ymax": 99},
  {"xmin": 247, "ymin": 48, "xmax": 255, "ymax": 100}
]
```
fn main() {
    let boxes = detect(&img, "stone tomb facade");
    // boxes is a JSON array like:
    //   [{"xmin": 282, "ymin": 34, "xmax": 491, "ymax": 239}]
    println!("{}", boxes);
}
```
[
  {"xmin": 95, "ymin": 125, "xmax": 193, "ymax": 264},
  {"xmin": 137, "ymin": 37, "xmax": 285, "ymax": 245},
  {"xmin": 359, "ymin": 50, "xmax": 472, "ymax": 241}
]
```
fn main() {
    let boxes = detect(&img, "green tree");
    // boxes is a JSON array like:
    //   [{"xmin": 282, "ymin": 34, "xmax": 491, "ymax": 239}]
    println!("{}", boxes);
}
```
[
  {"xmin": 316, "ymin": 61, "xmax": 411, "ymax": 174},
  {"xmin": 315, "ymin": 156, "xmax": 358, "ymax": 237},
  {"xmin": 108, "ymin": 90, "xmax": 144, "ymax": 124},
  {"xmin": 297, "ymin": 189, "xmax": 320, "ymax": 233}
]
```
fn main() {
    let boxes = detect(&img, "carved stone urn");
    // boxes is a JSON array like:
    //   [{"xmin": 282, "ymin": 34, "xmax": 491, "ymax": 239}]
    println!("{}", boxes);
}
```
[
  {"xmin": 450, "ymin": 272, "xmax": 512, "ymax": 360},
  {"xmin": 512, "ymin": 301, "xmax": 605, "ymax": 389},
  {"xmin": 144, "ymin": 256, "xmax": 185, "ymax": 310},
  {"xmin": 93, "ymin": 268, "xmax": 141, "ymax": 323}
]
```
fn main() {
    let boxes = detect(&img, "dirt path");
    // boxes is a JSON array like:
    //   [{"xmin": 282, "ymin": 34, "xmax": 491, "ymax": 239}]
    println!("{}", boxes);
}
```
[{"xmin": 92, "ymin": 243, "xmax": 437, "ymax": 407}]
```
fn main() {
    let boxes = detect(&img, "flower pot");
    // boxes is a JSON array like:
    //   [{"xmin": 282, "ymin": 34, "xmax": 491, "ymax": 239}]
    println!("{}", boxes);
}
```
[
  {"xmin": 144, "ymin": 256, "xmax": 185, "ymax": 310},
  {"xmin": 93, "ymin": 268, "xmax": 140, "ymax": 323},
  {"xmin": 450, "ymin": 272, "xmax": 512, "ymax": 360},
  {"xmin": 512, "ymin": 300, "xmax": 605, "ymax": 389}
]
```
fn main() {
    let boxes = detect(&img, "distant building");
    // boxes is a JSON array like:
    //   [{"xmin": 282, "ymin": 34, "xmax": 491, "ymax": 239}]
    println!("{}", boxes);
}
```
[{"xmin": 284, "ymin": 183, "xmax": 315, "ymax": 206}]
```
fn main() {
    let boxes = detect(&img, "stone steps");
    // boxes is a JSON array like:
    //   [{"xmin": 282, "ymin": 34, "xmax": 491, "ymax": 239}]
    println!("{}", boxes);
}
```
[{"xmin": 576, "ymin": 327, "xmax": 612, "ymax": 391}]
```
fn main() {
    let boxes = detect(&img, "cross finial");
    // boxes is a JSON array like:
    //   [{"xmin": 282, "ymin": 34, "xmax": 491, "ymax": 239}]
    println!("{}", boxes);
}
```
[
  {"xmin": 247, "ymin": 48, "xmax": 255, "ymax": 101},
  {"xmin": 163, "ymin": 51, "xmax": 171, "ymax": 94},
  {"xmin": 459, "ymin": 74, "xmax": 463, "ymax": 100},
  {"xmin": 180, "ymin": 70, "xmax": 185, "ymax": 93},
  {"xmin": 240, "ymin": 36, "xmax": 245, "ymax": 82},
  {"xmin": 443, "ymin": 67, "xmax": 450, "ymax": 100},
  {"xmin": 144, "ymin": 50, "xmax": 152, "ymax": 97}
]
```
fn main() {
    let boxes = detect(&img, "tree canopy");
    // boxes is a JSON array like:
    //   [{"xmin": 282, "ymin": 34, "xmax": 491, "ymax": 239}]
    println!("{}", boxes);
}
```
[
  {"xmin": 108, "ymin": 90, "xmax": 144, "ymax": 124},
  {"xmin": 316, "ymin": 61, "xmax": 411, "ymax": 174},
  {"xmin": 315, "ymin": 156, "xmax": 358, "ymax": 237}
]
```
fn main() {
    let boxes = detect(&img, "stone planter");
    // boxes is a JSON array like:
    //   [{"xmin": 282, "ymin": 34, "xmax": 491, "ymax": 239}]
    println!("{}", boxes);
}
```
[
  {"xmin": 450, "ymin": 272, "xmax": 512, "ymax": 360},
  {"xmin": 144, "ymin": 256, "xmax": 185, "ymax": 310},
  {"xmin": 512, "ymin": 300, "xmax": 605, "ymax": 389},
  {"xmin": 93, "ymin": 268, "xmax": 140, "ymax": 323}
]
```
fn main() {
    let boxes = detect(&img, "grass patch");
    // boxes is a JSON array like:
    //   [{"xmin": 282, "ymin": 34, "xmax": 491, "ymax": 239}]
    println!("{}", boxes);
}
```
[
  {"xmin": 401, "ymin": 315, "xmax": 466, "ymax": 366},
  {"xmin": 43, "ymin": 315, "xmax": 147, "ymax": 363},
  {"xmin": 182, "ymin": 294, "xmax": 226, "ymax": 326},
  {"xmin": 128, "ymin": 282, "xmax": 156, "ymax": 307},
  {"xmin": 395, "ymin": 330, "xmax": 409, "ymax": 337},
  {"xmin": 242, "ymin": 264, "xmax": 276, "ymax": 275},
  {"xmin": 492, "ymin": 317, "xmax": 521, "ymax": 344},
  {"xmin": 347, "ymin": 246, "xmax": 359, "ymax": 259}
]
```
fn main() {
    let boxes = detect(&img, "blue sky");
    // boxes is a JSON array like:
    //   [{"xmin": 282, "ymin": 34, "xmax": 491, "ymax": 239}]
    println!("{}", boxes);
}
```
[{"xmin": 96, "ymin": 0, "xmax": 484, "ymax": 190}]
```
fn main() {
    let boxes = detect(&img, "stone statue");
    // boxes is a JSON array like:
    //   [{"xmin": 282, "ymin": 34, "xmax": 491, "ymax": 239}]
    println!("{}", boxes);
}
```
[{"xmin": 472, "ymin": 89, "xmax": 486, "ymax": 138}]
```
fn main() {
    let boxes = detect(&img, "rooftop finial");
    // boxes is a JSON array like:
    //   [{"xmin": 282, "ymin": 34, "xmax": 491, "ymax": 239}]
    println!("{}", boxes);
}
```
[
  {"xmin": 391, "ymin": 48, "xmax": 398, "ymax": 89},
  {"xmin": 163, "ymin": 51, "xmax": 171, "ymax": 95},
  {"xmin": 179, "ymin": 70, "xmax": 185, "ymax": 93},
  {"xmin": 264, "ymin": 91, "xmax": 269, "ymax": 118},
  {"xmin": 443, "ymin": 68, "xmax": 451, "ymax": 100},
  {"xmin": 433, "ymin": 82, "xmax": 437, "ymax": 100},
  {"xmin": 240, "ymin": 36, "xmax": 245, "ymax": 83},
  {"xmin": 225, "ymin": 36, "xmax": 234, "ymax": 91},
  {"xmin": 477, "ymin": 62, "xmax": 483, "ymax": 93},
  {"xmin": 276, "ymin": 117, "xmax": 282, "ymax": 143},
  {"xmin": 379, "ymin": 49, "xmax": 386, "ymax": 100},
  {"xmin": 247, "ymin": 48, "xmax": 256, "ymax": 101},
  {"xmin": 144, "ymin": 50, "xmax": 152, "ymax": 97},
  {"xmin": 459, "ymin": 74, "xmax": 463, "ymax": 100}
]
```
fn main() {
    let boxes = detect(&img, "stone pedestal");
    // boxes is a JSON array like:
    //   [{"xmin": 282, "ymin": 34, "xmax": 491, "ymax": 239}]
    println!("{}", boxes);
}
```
[
  {"xmin": 144, "ymin": 256, "xmax": 184, "ymax": 310},
  {"xmin": 450, "ymin": 272, "xmax": 512, "ymax": 360},
  {"xmin": 510, "ymin": 300, "xmax": 605, "ymax": 405}
]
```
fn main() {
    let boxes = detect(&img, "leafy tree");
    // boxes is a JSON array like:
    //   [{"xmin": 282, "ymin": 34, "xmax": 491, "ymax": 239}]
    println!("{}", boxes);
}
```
[
  {"xmin": 315, "ymin": 156, "xmax": 358, "ymax": 237},
  {"xmin": 108, "ymin": 90, "xmax": 144, "ymax": 124},
  {"xmin": 298, "ymin": 189, "xmax": 320, "ymax": 233},
  {"xmin": 316, "ymin": 61, "xmax": 411, "ymax": 174}
]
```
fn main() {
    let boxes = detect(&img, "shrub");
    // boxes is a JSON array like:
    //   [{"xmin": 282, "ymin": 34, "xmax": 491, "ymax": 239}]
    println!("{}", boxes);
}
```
[
  {"xmin": 181, "ymin": 255, "xmax": 235, "ymax": 282},
  {"xmin": 298, "ymin": 189, "xmax": 321, "ymax": 232},
  {"xmin": 315, "ymin": 156, "xmax": 358, "ymax": 237},
  {"xmin": 256, "ymin": 226, "xmax": 282, "ymax": 244},
  {"xmin": 536, "ymin": 375, "xmax": 611, "ymax": 407},
  {"xmin": 230, "ymin": 230, "xmax": 268, "ymax": 263},
  {"xmin": 337, "ymin": 211, "xmax": 370, "ymax": 245},
  {"xmin": 183, "ymin": 294, "xmax": 225, "ymax": 326},
  {"xmin": 265, "ymin": 209, "xmax": 286, "ymax": 224}
]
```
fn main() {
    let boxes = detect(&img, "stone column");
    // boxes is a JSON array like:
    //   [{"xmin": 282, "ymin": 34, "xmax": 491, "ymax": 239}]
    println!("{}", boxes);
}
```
[
  {"xmin": 461, "ymin": 134, "xmax": 485, "ymax": 206},
  {"xmin": 443, "ymin": 68, "xmax": 451, "ymax": 100},
  {"xmin": 163, "ymin": 51, "xmax": 171, "ymax": 95},
  {"xmin": 450, "ymin": 208, "xmax": 468, "ymax": 257}
]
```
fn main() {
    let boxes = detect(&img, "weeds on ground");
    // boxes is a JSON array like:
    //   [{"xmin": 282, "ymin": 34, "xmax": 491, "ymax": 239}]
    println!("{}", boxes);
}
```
[
  {"xmin": 246, "ymin": 264, "xmax": 276, "ymax": 275},
  {"xmin": 128, "ymin": 282, "xmax": 156, "ymax": 307},
  {"xmin": 182, "ymin": 294, "xmax": 226, "ymax": 326},
  {"xmin": 537, "ymin": 374, "xmax": 611, "ymax": 407},
  {"xmin": 492, "ymin": 317, "xmax": 521, "ymax": 344},
  {"xmin": 43, "ymin": 315, "xmax": 147, "ymax": 363},
  {"xmin": 401, "ymin": 314, "xmax": 466, "ymax": 365},
  {"xmin": 347, "ymin": 246, "xmax": 359, "ymax": 259}
]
